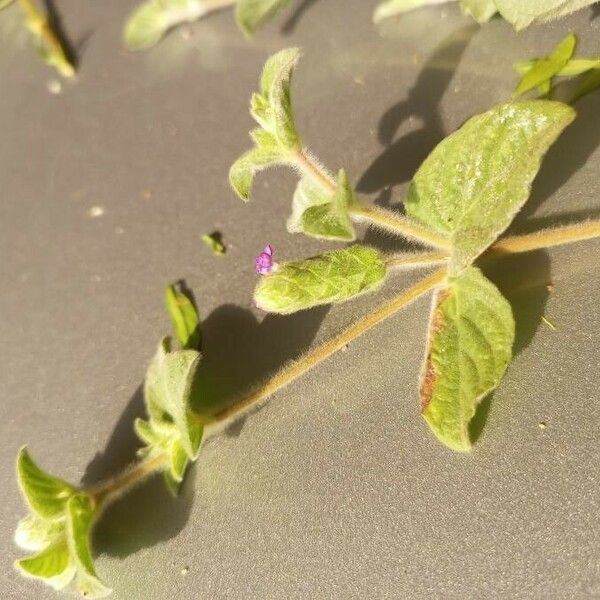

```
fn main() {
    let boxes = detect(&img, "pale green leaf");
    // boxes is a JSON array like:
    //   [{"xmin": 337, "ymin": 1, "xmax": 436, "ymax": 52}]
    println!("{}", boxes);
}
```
[
  {"xmin": 254, "ymin": 245, "xmax": 387, "ymax": 314},
  {"xmin": 514, "ymin": 33, "xmax": 576, "ymax": 97},
  {"xmin": 123, "ymin": 0, "xmax": 204, "ymax": 51},
  {"xmin": 15, "ymin": 540, "xmax": 75, "ymax": 591},
  {"xmin": 459, "ymin": 0, "xmax": 497, "ymax": 22},
  {"xmin": 144, "ymin": 338, "xmax": 204, "ymax": 459},
  {"xmin": 229, "ymin": 143, "xmax": 288, "ymax": 201},
  {"xmin": 66, "ymin": 494, "xmax": 111, "ymax": 598},
  {"xmin": 168, "ymin": 438, "xmax": 189, "ymax": 482},
  {"xmin": 15, "ymin": 514, "xmax": 65, "ymax": 552},
  {"xmin": 287, "ymin": 169, "xmax": 356, "ymax": 241},
  {"xmin": 421, "ymin": 267, "xmax": 515, "ymax": 452},
  {"xmin": 165, "ymin": 284, "xmax": 201, "ymax": 350},
  {"xmin": 134, "ymin": 417, "xmax": 168, "ymax": 448},
  {"xmin": 17, "ymin": 448, "xmax": 75, "ymax": 520},
  {"xmin": 558, "ymin": 58, "xmax": 600, "ymax": 76},
  {"xmin": 373, "ymin": 0, "xmax": 453, "ymax": 23},
  {"xmin": 404, "ymin": 101, "xmax": 575, "ymax": 272},
  {"xmin": 235, "ymin": 0, "xmax": 292, "ymax": 36},
  {"xmin": 201, "ymin": 232, "xmax": 226, "ymax": 256},
  {"xmin": 495, "ymin": 0, "xmax": 597, "ymax": 30}
]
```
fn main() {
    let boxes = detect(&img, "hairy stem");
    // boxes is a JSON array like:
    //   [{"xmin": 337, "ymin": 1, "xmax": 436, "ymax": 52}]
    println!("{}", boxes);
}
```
[
  {"xmin": 387, "ymin": 251, "xmax": 449, "ymax": 269},
  {"xmin": 211, "ymin": 268, "xmax": 447, "ymax": 424},
  {"xmin": 350, "ymin": 204, "xmax": 452, "ymax": 249},
  {"xmin": 87, "ymin": 452, "xmax": 169, "ymax": 509},
  {"xmin": 489, "ymin": 219, "xmax": 600, "ymax": 255},
  {"xmin": 292, "ymin": 148, "xmax": 452, "ymax": 249},
  {"xmin": 18, "ymin": 0, "xmax": 74, "ymax": 77}
]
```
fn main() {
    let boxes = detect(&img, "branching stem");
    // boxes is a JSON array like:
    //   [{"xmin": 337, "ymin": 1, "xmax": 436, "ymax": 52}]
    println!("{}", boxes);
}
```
[
  {"xmin": 292, "ymin": 148, "xmax": 452, "ymax": 249},
  {"xmin": 211, "ymin": 268, "xmax": 447, "ymax": 424}
]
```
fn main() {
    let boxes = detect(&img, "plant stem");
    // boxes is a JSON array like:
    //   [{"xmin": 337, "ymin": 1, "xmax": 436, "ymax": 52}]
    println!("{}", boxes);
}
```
[
  {"xmin": 387, "ymin": 252, "xmax": 449, "ymax": 269},
  {"xmin": 351, "ymin": 204, "xmax": 452, "ymax": 249},
  {"xmin": 87, "ymin": 452, "xmax": 169, "ymax": 509},
  {"xmin": 293, "ymin": 148, "xmax": 337, "ymax": 193},
  {"xmin": 18, "ymin": 0, "xmax": 74, "ymax": 77},
  {"xmin": 488, "ymin": 219, "xmax": 600, "ymax": 255},
  {"xmin": 211, "ymin": 268, "xmax": 447, "ymax": 424},
  {"xmin": 292, "ymin": 148, "xmax": 452, "ymax": 250}
]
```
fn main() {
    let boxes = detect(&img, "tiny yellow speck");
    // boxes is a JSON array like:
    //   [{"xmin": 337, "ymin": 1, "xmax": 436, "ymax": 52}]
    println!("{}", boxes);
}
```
[{"xmin": 541, "ymin": 315, "xmax": 557, "ymax": 331}]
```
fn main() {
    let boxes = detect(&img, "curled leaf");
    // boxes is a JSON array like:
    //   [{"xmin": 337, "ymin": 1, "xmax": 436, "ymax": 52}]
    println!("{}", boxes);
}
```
[
  {"xmin": 287, "ymin": 169, "xmax": 356, "ymax": 241},
  {"xmin": 254, "ymin": 245, "xmax": 387, "ymax": 314},
  {"xmin": 235, "ymin": 0, "xmax": 292, "ymax": 36},
  {"xmin": 165, "ymin": 284, "xmax": 201, "ymax": 350}
]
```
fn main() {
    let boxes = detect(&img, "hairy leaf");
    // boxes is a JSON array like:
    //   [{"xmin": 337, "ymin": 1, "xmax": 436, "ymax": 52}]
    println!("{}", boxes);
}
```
[
  {"xmin": 373, "ymin": 0, "xmax": 453, "ymax": 23},
  {"xmin": 514, "ymin": 34, "xmax": 576, "ymax": 97},
  {"xmin": 255, "ymin": 246, "xmax": 387, "ymax": 314},
  {"xmin": 421, "ymin": 267, "xmax": 514, "ymax": 452},
  {"xmin": 287, "ymin": 169, "xmax": 356, "ymax": 241},
  {"xmin": 495, "ymin": 0, "xmax": 597, "ymax": 30},
  {"xmin": 16, "ymin": 540, "xmax": 75, "ymax": 591},
  {"xmin": 235, "ymin": 0, "xmax": 292, "ymax": 36},
  {"xmin": 460, "ymin": 0, "xmax": 497, "ymax": 21},
  {"xmin": 123, "ymin": 0, "xmax": 204, "ymax": 51},
  {"xmin": 404, "ymin": 101, "xmax": 575, "ymax": 272},
  {"xmin": 65, "ymin": 495, "xmax": 111, "ymax": 598},
  {"xmin": 144, "ymin": 339, "xmax": 204, "ymax": 459},
  {"xmin": 165, "ymin": 284, "xmax": 201, "ymax": 350},
  {"xmin": 15, "ymin": 514, "xmax": 65, "ymax": 552},
  {"xmin": 17, "ymin": 448, "xmax": 75, "ymax": 520}
]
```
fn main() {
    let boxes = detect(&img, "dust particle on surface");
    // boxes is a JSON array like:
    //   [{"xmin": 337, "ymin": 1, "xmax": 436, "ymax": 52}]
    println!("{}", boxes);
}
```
[{"xmin": 88, "ymin": 206, "xmax": 105, "ymax": 218}]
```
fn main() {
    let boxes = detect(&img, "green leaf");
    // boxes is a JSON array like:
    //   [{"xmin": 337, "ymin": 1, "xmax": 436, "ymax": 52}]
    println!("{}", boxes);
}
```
[
  {"xmin": 65, "ymin": 494, "xmax": 111, "ymax": 598},
  {"xmin": 235, "ymin": 0, "xmax": 292, "ymax": 36},
  {"xmin": 459, "ymin": 0, "xmax": 497, "ymax": 22},
  {"xmin": 514, "ymin": 34, "xmax": 576, "ymax": 97},
  {"xmin": 287, "ymin": 169, "xmax": 356, "ymax": 241},
  {"xmin": 165, "ymin": 284, "xmax": 201, "ymax": 350},
  {"xmin": 168, "ymin": 438, "xmax": 189, "ymax": 482},
  {"xmin": 373, "ymin": 0, "xmax": 452, "ymax": 23},
  {"xmin": 420, "ymin": 267, "xmax": 515, "ymax": 452},
  {"xmin": 404, "ymin": 101, "xmax": 575, "ymax": 272},
  {"xmin": 15, "ymin": 514, "xmax": 65, "ymax": 552},
  {"xmin": 144, "ymin": 338, "xmax": 204, "ymax": 459},
  {"xmin": 201, "ymin": 232, "xmax": 226, "ymax": 256},
  {"xmin": 123, "ymin": 0, "xmax": 204, "ymax": 51},
  {"xmin": 229, "ymin": 143, "xmax": 288, "ymax": 201},
  {"xmin": 15, "ymin": 540, "xmax": 75, "ymax": 591},
  {"xmin": 17, "ymin": 448, "xmax": 75, "ymax": 520},
  {"xmin": 254, "ymin": 245, "xmax": 387, "ymax": 314},
  {"xmin": 495, "ymin": 0, "xmax": 597, "ymax": 30}
]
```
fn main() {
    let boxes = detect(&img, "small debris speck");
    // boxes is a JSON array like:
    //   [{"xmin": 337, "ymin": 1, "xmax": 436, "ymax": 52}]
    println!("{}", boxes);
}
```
[
  {"xmin": 546, "ymin": 283, "xmax": 555, "ymax": 293},
  {"xmin": 181, "ymin": 566, "xmax": 189, "ymax": 575},
  {"xmin": 88, "ymin": 206, "xmax": 105, "ymax": 218},
  {"xmin": 201, "ymin": 231, "xmax": 226, "ymax": 255},
  {"xmin": 47, "ymin": 79, "xmax": 62, "ymax": 95},
  {"xmin": 141, "ymin": 190, "xmax": 152, "ymax": 200},
  {"xmin": 341, "ymin": 344, "xmax": 349, "ymax": 352},
  {"xmin": 538, "ymin": 421, "xmax": 547, "ymax": 430},
  {"xmin": 115, "ymin": 226, "xmax": 125, "ymax": 234}
]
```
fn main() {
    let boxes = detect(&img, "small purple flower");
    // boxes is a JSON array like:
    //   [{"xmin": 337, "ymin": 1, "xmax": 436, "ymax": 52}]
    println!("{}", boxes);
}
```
[{"xmin": 255, "ymin": 244, "xmax": 277, "ymax": 275}]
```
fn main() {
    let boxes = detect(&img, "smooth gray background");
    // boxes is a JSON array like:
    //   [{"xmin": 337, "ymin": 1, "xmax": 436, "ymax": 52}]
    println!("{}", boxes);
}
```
[{"xmin": 1, "ymin": 1, "xmax": 599, "ymax": 598}]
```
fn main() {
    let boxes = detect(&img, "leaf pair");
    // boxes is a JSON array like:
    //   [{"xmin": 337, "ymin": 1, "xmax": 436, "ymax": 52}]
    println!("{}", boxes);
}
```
[
  {"xmin": 514, "ymin": 33, "xmax": 600, "ymax": 103},
  {"xmin": 135, "ymin": 328, "xmax": 204, "ymax": 493},
  {"xmin": 230, "ymin": 48, "xmax": 359, "ymax": 242},
  {"xmin": 15, "ymin": 449, "xmax": 110, "ymax": 598},
  {"xmin": 374, "ymin": 0, "xmax": 598, "ymax": 30}
]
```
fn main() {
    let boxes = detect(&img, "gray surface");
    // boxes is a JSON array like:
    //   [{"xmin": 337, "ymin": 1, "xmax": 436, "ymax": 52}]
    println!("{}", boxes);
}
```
[{"xmin": 1, "ymin": 1, "xmax": 600, "ymax": 599}]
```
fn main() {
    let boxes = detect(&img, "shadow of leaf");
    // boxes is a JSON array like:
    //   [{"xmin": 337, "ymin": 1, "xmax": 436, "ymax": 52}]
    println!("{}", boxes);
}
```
[
  {"xmin": 84, "ymin": 292, "xmax": 329, "ymax": 559},
  {"xmin": 281, "ymin": 0, "xmax": 321, "ymax": 34},
  {"xmin": 470, "ymin": 250, "xmax": 552, "ymax": 444},
  {"xmin": 357, "ymin": 23, "xmax": 479, "ymax": 194}
]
